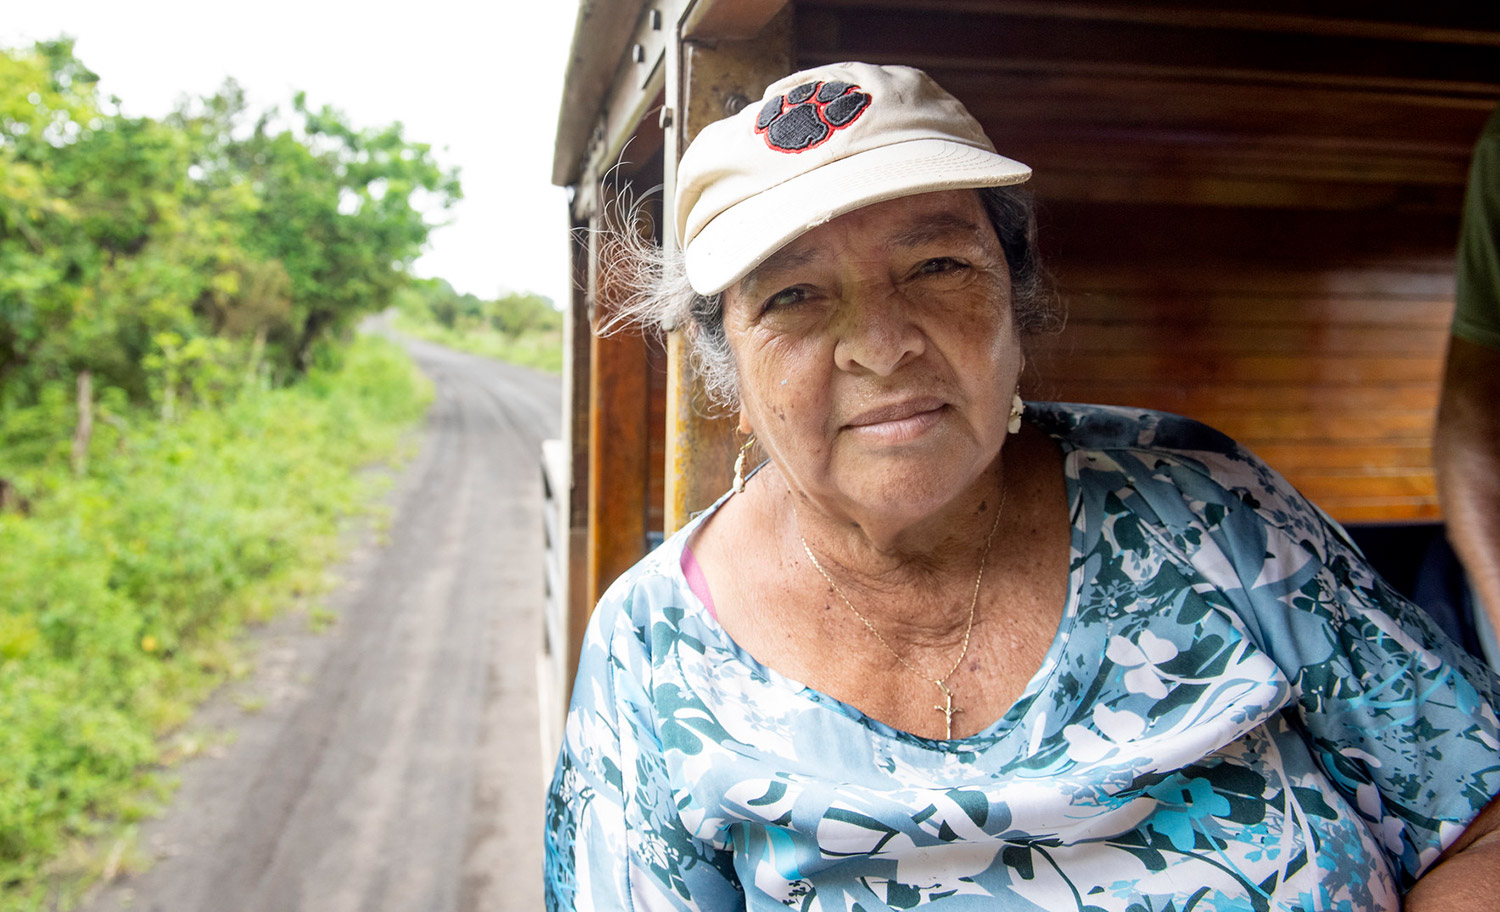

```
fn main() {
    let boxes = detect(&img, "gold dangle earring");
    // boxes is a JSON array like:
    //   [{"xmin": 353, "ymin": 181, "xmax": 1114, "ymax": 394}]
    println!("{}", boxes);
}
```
[{"xmin": 733, "ymin": 434, "xmax": 757, "ymax": 494}]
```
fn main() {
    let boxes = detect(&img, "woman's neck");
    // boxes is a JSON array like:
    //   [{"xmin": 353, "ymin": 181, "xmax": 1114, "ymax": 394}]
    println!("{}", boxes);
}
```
[{"xmin": 766, "ymin": 451, "xmax": 1011, "ymax": 606}]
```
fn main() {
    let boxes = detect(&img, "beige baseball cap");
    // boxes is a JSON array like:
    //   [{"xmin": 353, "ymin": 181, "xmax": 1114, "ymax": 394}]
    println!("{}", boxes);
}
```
[{"xmin": 674, "ymin": 61, "xmax": 1031, "ymax": 296}]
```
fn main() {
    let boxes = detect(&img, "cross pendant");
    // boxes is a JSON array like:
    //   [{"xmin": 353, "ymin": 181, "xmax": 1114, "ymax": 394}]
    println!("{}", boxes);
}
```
[{"xmin": 933, "ymin": 683, "xmax": 961, "ymax": 739}]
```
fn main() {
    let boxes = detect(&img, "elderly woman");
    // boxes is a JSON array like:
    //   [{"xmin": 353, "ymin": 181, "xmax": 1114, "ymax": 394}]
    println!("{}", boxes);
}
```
[{"xmin": 545, "ymin": 62, "xmax": 1500, "ymax": 910}]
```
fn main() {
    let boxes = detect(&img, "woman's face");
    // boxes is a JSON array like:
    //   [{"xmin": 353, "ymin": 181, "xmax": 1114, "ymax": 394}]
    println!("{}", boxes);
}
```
[{"xmin": 723, "ymin": 189, "xmax": 1024, "ymax": 526}]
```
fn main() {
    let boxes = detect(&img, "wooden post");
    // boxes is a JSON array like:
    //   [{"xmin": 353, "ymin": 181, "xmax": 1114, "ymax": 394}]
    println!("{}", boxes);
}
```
[
  {"xmin": 661, "ymin": 5, "xmax": 795, "ymax": 532},
  {"xmin": 585, "ymin": 203, "xmax": 652, "ymax": 612},
  {"xmin": 71, "ymin": 369, "xmax": 93, "ymax": 476}
]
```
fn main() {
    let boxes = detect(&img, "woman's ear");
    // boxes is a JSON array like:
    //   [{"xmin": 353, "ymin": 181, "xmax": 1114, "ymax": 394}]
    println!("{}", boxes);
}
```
[{"xmin": 737, "ymin": 410, "xmax": 753, "ymax": 435}]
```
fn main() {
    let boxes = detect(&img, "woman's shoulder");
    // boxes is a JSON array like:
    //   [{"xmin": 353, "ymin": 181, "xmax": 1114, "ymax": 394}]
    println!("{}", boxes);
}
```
[
  {"xmin": 1028, "ymin": 401, "xmax": 1246, "ymax": 462},
  {"xmin": 1029, "ymin": 401, "xmax": 1291, "ymax": 497},
  {"xmin": 579, "ymin": 504, "xmax": 720, "ymax": 660},
  {"xmin": 1028, "ymin": 400, "xmax": 1344, "ymax": 558}
]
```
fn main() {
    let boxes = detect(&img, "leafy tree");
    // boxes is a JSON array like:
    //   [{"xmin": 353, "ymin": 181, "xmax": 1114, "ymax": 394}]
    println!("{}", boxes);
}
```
[
  {"xmin": 229, "ymin": 93, "xmax": 461, "ymax": 370},
  {"xmin": 0, "ymin": 39, "xmax": 103, "ymax": 397},
  {"xmin": 0, "ymin": 39, "xmax": 462, "ymax": 413},
  {"xmin": 491, "ymin": 290, "xmax": 562, "ymax": 335}
]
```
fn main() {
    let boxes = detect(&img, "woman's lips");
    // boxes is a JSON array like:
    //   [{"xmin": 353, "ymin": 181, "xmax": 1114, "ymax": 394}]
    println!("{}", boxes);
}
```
[{"xmin": 844, "ymin": 399, "xmax": 948, "ymax": 443}]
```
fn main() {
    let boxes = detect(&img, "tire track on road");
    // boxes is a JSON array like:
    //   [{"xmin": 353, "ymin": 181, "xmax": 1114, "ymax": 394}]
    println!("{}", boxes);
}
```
[{"xmin": 82, "ymin": 338, "xmax": 560, "ymax": 912}]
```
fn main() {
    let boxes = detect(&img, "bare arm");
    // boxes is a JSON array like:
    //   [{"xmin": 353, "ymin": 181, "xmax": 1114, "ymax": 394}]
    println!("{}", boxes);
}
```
[
  {"xmin": 1433, "ymin": 334, "xmax": 1500, "ymax": 630},
  {"xmin": 1404, "ymin": 794, "xmax": 1500, "ymax": 909}
]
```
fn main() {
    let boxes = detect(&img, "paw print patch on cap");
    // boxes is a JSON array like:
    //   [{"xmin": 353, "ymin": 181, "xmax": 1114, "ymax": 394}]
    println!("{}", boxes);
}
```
[{"xmin": 754, "ymin": 80, "xmax": 872, "ymax": 152}]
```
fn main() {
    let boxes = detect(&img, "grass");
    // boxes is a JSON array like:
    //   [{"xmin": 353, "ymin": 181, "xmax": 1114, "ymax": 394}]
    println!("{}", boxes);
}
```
[{"xmin": 0, "ymin": 334, "xmax": 432, "ymax": 910}]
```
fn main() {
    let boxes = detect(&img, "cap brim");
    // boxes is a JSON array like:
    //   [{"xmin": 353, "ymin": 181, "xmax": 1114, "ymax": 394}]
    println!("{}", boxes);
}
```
[{"xmin": 683, "ymin": 138, "xmax": 1031, "ymax": 296}]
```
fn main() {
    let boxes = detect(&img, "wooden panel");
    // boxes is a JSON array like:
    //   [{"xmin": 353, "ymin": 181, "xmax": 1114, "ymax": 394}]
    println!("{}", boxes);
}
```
[
  {"xmin": 1059, "ymin": 296, "xmax": 1452, "ymax": 328},
  {"xmin": 1056, "ymin": 384, "xmax": 1438, "ymax": 414},
  {"xmin": 797, "ymin": 6, "xmax": 1500, "ymax": 91},
  {"xmin": 1034, "ymin": 353, "xmax": 1440, "ymax": 385},
  {"xmin": 1252, "ymin": 443, "xmax": 1433, "ymax": 472},
  {"xmin": 1189, "ymin": 412, "xmax": 1434, "ymax": 442},
  {"xmin": 586, "ymin": 333, "xmax": 649, "ymax": 606},
  {"xmin": 799, "ymin": 0, "xmax": 1500, "ymax": 46},
  {"xmin": 586, "ymin": 202, "xmax": 652, "ymax": 610},
  {"xmin": 1297, "ymin": 474, "xmax": 1436, "ymax": 499},
  {"xmin": 1056, "ymin": 324, "xmax": 1447, "ymax": 355},
  {"xmin": 1061, "ymin": 265, "xmax": 1456, "ymax": 297},
  {"xmin": 1044, "ymin": 212, "xmax": 1465, "ymax": 277},
  {"xmin": 942, "ymin": 74, "xmax": 1494, "ymax": 136},
  {"xmin": 1314, "ymin": 500, "xmax": 1438, "ymax": 523},
  {"xmin": 796, "ymin": 3, "xmax": 1499, "ymax": 213},
  {"xmin": 1025, "ymin": 240, "xmax": 1452, "ymax": 521},
  {"xmin": 647, "ymin": 334, "xmax": 668, "ymax": 535}
]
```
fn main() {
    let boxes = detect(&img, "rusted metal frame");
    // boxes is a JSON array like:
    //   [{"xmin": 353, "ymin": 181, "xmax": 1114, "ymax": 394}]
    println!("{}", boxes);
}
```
[
  {"xmin": 571, "ymin": 8, "xmax": 674, "ymax": 220},
  {"xmin": 659, "ymin": 5, "xmax": 796, "ymax": 534},
  {"xmin": 553, "ymin": 0, "xmax": 655, "ymax": 187},
  {"xmin": 556, "ymin": 0, "xmax": 786, "ymax": 187},
  {"xmin": 682, "ymin": 0, "xmax": 792, "ymax": 41}
]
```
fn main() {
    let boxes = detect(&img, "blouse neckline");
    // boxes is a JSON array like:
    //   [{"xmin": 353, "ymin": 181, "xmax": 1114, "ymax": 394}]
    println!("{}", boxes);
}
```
[{"xmin": 660, "ymin": 418, "xmax": 1092, "ymax": 750}]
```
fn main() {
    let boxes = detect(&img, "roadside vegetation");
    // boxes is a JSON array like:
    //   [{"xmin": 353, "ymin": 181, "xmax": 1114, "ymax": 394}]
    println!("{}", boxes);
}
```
[
  {"xmin": 0, "ymin": 39, "xmax": 451, "ymax": 907},
  {"xmin": 0, "ymin": 338, "xmax": 430, "ymax": 907},
  {"xmin": 393, "ymin": 278, "xmax": 564, "ymax": 373}
]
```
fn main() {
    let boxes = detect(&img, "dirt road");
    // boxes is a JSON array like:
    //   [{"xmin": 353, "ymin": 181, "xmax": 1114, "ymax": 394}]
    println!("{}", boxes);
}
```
[{"xmin": 84, "ymin": 337, "xmax": 561, "ymax": 912}]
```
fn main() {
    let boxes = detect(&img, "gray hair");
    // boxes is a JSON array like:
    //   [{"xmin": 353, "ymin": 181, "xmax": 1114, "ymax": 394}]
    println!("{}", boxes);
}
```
[{"xmin": 597, "ymin": 185, "xmax": 1061, "ymax": 410}]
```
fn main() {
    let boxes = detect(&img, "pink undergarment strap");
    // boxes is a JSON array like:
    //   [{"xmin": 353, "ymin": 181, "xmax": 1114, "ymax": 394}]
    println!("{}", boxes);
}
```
[{"xmin": 681, "ymin": 545, "xmax": 718, "ymax": 621}]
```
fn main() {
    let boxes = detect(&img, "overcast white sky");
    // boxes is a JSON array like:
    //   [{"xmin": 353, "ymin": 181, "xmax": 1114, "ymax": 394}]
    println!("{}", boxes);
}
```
[{"xmin": 1, "ymin": 0, "xmax": 582, "ymax": 308}]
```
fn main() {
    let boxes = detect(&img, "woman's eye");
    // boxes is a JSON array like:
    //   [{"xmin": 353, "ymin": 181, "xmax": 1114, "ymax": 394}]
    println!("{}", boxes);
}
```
[
  {"xmin": 916, "ymin": 257, "xmax": 967, "ymax": 276},
  {"xmin": 762, "ymin": 286, "xmax": 808, "ymax": 313}
]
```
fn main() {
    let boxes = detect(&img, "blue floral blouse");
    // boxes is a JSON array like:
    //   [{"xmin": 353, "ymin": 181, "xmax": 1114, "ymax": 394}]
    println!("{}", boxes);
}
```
[{"xmin": 545, "ymin": 403, "xmax": 1500, "ymax": 911}]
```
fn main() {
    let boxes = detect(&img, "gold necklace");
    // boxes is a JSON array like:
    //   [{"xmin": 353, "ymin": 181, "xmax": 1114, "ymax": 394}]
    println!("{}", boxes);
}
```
[{"xmin": 798, "ymin": 490, "xmax": 1006, "ymax": 739}]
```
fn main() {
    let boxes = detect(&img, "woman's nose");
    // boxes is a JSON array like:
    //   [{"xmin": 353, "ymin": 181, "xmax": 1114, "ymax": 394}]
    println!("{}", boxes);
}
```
[{"xmin": 832, "ymin": 286, "xmax": 925, "ymax": 376}]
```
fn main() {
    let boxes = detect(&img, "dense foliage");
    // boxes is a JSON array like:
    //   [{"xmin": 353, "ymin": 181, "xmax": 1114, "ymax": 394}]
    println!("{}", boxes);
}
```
[
  {"xmin": 0, "ymin": 39, "xmax": 460, "ymax": 410},
  {"xmin": 394, "ymin": 277, "xmax": 564, "ymax": 373},
  {"xmin": 0, "ymin": 39, "xmax": 458, "ymax": 905}
]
